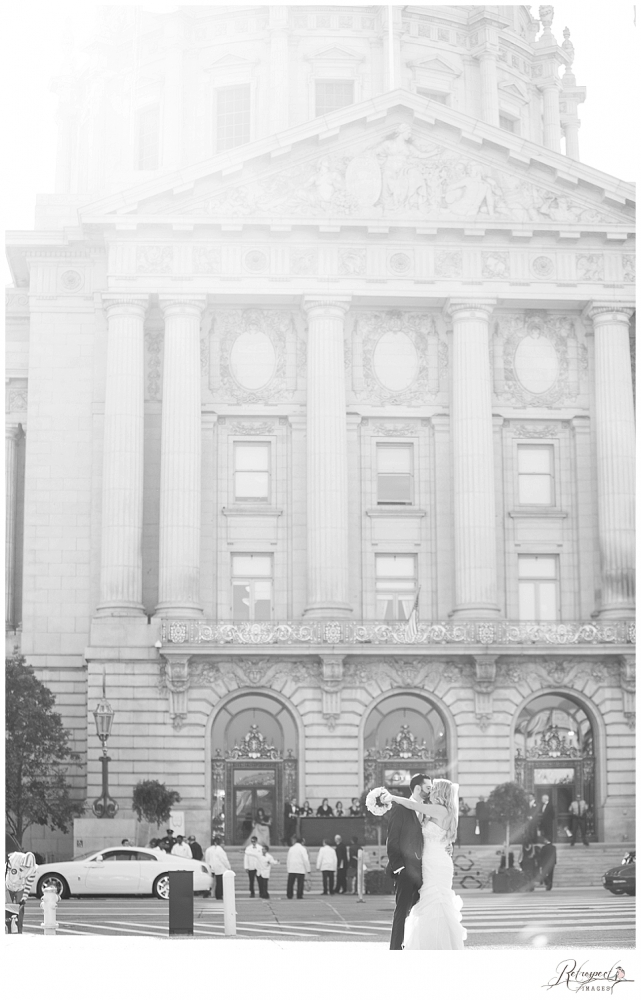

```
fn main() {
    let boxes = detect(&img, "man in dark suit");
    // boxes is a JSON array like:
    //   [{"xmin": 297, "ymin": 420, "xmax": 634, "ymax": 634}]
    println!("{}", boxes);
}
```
[
  {"xmin": 539, "ymin": 794, "xmax": 556, "ymax": 842},
  {"xmin": 475, "ymin": 796, "xmax": 490, "ymax": 844},
  {"xmin": 334, "ymin": 834, "xmax": 348, "ymax": 893},
  {"xmin": 284, "ymin": 799, "xmax": 299, "ymax": 845},
  {"xmin": 385, "ymin": 772, "xmax": 431, "ymax": 950},
  {"xmin": 539, "ymin": 837, "xmax": 557, "ymax": 890}
]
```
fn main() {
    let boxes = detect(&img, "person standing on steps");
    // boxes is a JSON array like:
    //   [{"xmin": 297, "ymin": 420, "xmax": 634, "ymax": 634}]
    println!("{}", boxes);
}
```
[
  {"xmin": 539, "ymin": 794, "xmax": 556, "ymax": 842},
  {"xmin": 256, "ymin": 845, "xmax": 279, "ymax": 899},
  {"xmin": 334, "ymin": 834, "xmax": 348, "ymax": 893},
  {"xmin": 205, "ymin": 836, "xmax": 231, "ymax": 900},
  {"xmin": 243, "ymin": 835, "xmax": 263, "ymax": 898},
  {"xmin": 475, "ymin": 796, "xmax": 490, "ymax": 845},
  {"xmin": 286, "ymin": 836, "xmax": 311, "ymax": 899},
  {"xmin": 539, "ymin": 837, "xmax": 557, "ymax": 890},
  {"xmin": 188, "ymin": 834, "xmax": 203, "ymax": 860},
  {"xmin": 569, "ymin": 797, "xmax": 590, "ymax": 846},
  {"xmin": 316, "ymin": 838, "xmax": 337, "ymax": 895}
]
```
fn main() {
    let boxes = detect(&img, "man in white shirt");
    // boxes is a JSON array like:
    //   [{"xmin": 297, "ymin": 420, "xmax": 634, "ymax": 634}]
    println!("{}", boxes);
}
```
[
  {"xmin": 256, "ymin": 845, "xmax": 279, "ymax": 900},
  {"xmin": 243, "ymin": 835, "xmax": 263, "ymax": 898},
  {"xmin": 204, "ymin": 836, "xmax": 232, "ymax": 900},
  {"xmin": 569, "ymin": 797, "xmax": 590, "ymax": 847},
  {"xmin": 171, "ymin": 834, "xmax": 192, "ymax": 859},
  {"xmin": 316, "ymin": 838, "xmax": 337, "ymax": 895},
  {"xmin": 286, "ymin": 836, "xmax": 311, "ymax": 899}
]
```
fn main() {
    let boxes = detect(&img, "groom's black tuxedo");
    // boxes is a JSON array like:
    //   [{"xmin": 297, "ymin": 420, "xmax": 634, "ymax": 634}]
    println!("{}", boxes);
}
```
[{"xmin": 386, "ymin": 800, "xmax": 424, "ymax": 950}]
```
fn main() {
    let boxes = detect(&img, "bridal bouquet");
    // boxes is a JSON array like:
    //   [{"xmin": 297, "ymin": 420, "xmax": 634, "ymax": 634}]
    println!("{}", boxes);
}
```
[{"xmin": 366, "ymin": 787, "xmax": 392, "ymax": 817}]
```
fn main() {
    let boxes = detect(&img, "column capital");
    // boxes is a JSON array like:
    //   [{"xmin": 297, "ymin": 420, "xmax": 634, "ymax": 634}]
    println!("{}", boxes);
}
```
[
  {"xmin": 159, "ymin": 295, "xmax": 207, "ymax": 319},
  {"xmin": 5, "ymin": 423, "xmax": 21, "ymax": 442},
  {"xmin": 302, "ymin": 295, "xmax": 351, "ymax": 317},
  {"xmin": 583, "ymin": 302, "xmax": 635, "ymax": 326},
  {"xmin": 102, "ymin": 294, "xmax": 149, "ymax": 318},
  {"xmin": 445, "ymin": 298, "xmax": 496, "ymax": 320}
]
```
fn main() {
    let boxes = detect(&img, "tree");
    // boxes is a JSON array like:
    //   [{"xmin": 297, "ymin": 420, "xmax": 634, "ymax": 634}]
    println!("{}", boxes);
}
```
[
  {"xmin": 5, "ymin": 654, "xmax": 83, "ymax": 843},
  {"xmin": 132, "ymin": 780, "xmax": 181, "ymax": 826},
  {"xmin": 487, "ymin": 781, "xmax": 530, "ymax": 862}
]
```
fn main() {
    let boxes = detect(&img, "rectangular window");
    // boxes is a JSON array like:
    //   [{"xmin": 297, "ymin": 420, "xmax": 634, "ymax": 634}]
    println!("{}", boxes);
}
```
[
  {"xmin": 136, "ymin": 105, "xmax": 160, "ymax": 170},
  {"xmin": 215, "ymin": 84, "xmax": 250, "ymax": 151},
  {"xmin": 375, "ymin": 555, "xmax": 417, "ymax": 621},
  {"xmin": 315, "ymin": 79, "xmax": 354, "ymax": 117},
  {"xmin": 499, "ymin": 113, "xmax": 519, "ymax": 134},
  {"xmin": 231, "ymin": 554, "xmax": 273, "ymax": 620},
  {"xmin": 517, "ymin": 445, "xmax": 554, "ymax": 505},
  {"xmin": 377, "ymin": 444, "xmax": 413, "ymax": 504},
  {"xmin": 518, "ymin": 555, "xmax": 559, "ymax": 620},
  {"xmin": 234, "ymin": 443, "xmax": 270, "ymax": 502},
  {"xmin": 416, "ymin": 87, "xmax": 449, "ymax": 105}
]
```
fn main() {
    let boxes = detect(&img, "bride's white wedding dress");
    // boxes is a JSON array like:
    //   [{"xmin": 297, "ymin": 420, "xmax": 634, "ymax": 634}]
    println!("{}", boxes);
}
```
[{"xmin": 403, "ymin": 820, "xmax": 467, "ymax": 950}]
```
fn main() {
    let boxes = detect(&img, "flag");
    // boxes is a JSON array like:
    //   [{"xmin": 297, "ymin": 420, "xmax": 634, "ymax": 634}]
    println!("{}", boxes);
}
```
[{"xmin": 404, "ymin": 587, "xmax": 420, "ymax": 643}]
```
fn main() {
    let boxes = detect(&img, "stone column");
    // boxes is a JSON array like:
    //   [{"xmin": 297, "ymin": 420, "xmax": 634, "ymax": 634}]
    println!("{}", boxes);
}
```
[
  {"xmin": 478, "ymin": 51, "xmax": 500, "ymax": 126},
  {"xmin": 269, "ymin": 6, "xmax": 289, "ymax": 132},
  {"xmin": 302, "ymin": 296, "xmax": 352, "ymax": 618},
  {"xmin": 156, "ymin": 297, "xmax": 206, "ymax": 617},
  {"xmin": 586, "ymin": 303, "xmax": 635, "ymax": 618},
  {"xmin": 447, "ymin": 300, "xmax": 499, "ymax": 618},
  {"xmin": 541, "ymin": 83, "xmax": 562, "ymax": 152},
  {"xmin": 563, "ymin": 120, "xmax": 580, "ymax": 161},
  {"xmin": 5, "ymin": 424, "xmax": 21, "ymax": 628},
  {"xmin": 97, "ymin": 296, "xmax": 148, "ymax": 616}
]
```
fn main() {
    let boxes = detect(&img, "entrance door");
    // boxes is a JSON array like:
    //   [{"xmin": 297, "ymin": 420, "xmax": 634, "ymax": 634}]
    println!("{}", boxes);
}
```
[
  {"xmin": 232, "ymin": 766, "xmax": 277, "ymax": 845},
  {"xmin": 534, "ymin": 782, "xmax": 575, "ymax": 843}
]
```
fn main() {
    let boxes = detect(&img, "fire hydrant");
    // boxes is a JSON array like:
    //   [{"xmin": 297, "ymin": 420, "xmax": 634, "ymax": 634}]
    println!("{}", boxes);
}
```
[{"xmin": 40, "ymin": 886, "xmax": 59, "ymax": 936}]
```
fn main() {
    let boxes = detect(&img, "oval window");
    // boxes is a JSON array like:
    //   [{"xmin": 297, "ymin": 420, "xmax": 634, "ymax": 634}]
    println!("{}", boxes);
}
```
[
  {"xmin": 230, "ymin": 330, "xmax": 276, "ymax": 390},
  {"xmin": 373, "ymin": 331, "xmax": 419, "ymax": 392},
  {"xmin": 514, "ymin": 334, "xmax": 559, "ymax": 395}
]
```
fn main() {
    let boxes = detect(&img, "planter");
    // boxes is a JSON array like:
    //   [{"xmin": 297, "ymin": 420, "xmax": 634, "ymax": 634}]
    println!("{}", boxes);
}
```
[
  {"xmin": 365, "ymin": 869, "xmax": 395, "ymax": 895},
  {"xmin": 492, "ymin": 869, "xmax": 533, "ymax": 894}
]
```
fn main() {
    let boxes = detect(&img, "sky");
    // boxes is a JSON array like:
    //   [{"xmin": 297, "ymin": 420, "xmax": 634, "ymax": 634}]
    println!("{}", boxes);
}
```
[{"xmin": 1, "ymin": 1, "xmax": 637, "ymax": 277}]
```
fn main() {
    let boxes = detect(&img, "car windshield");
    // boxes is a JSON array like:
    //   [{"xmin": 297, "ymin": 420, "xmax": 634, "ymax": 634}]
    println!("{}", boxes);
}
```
[{"xmin": 73, "ymin": 850, "xmax": 102, "ymax": 861}]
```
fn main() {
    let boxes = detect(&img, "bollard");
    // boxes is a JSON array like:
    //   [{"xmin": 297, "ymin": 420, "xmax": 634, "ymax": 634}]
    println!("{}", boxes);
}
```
[
  {"xmin": 222, "ymin": 869, "xmax": 236, "ymax": 936},
  {"xmin": 40, "ymin": 886, "xmax": 59, "ymax": 935},
  {"xmin": 356, "ymin": 848, "xmax": 365, "ymax": 903},
  {"xmin": 168, "ymin": 871, "xmax": 193, "ymax": 936}
]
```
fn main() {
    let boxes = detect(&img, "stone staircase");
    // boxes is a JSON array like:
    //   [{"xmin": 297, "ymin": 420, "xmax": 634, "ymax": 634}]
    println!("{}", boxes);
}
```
[{"xmin": 221, "ymin": 843, "xmax": 634, "ymax": 894}]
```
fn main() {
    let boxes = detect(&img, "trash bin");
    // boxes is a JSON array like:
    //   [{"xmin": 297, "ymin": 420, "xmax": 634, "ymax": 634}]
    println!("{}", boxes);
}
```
[{"xmin": 168, "ymin": 870, "xmax": 193, "ymax": 936}]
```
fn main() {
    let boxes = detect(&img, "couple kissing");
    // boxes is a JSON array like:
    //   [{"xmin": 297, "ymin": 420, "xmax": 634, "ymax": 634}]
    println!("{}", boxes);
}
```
[{"xmin": 384, "ymin": 774, "xmax": 467, "ymax": 950}]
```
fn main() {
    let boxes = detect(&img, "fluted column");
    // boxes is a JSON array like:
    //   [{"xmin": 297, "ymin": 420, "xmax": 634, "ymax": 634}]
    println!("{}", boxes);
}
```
[
  {"xmin": 586, "ymin": 303, "xmax": 635, "ymax": 618},
  {"xmin": 303, "ymin": 296, "xmax": 352, "ymax": 618},
  {"xmin": 478, "ymin": 51, "xmax": 500, "ymax": 126},
  {"xmin": 6, "ymin": 424, "xmax": 21, "ymax": 628},
  {"xmin": 563, "ymin": 120, "xmax": 580, "ymax": 161},
  {"xmin": 97, "ymin": 297, "xmax": 147, "ymax": 614},
  {"xmin": 269, "ymin": 6, "xmax": 289, "ymax": 132},
  {"xmin": 156, "ymin": 296, "xmax": 206, "ymax": 617},
  {"xmin": 541, "ymin": 82, "xmax": 562, "ymax": 152},
  {"xmin": 447, "ymin": 299, "xmax": 499, "ymax": 618}
]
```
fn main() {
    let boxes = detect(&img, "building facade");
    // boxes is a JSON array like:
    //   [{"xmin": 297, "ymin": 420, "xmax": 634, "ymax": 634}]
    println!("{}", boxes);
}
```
[{"xmin": 5, "ymin": 5, "xmax": 635, "ymax": 857}]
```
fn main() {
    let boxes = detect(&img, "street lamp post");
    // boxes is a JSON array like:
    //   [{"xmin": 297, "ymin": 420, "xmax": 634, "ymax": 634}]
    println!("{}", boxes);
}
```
[{"xmin": 92, "ymin": 681, "xmax": 118, "ymax": 818}]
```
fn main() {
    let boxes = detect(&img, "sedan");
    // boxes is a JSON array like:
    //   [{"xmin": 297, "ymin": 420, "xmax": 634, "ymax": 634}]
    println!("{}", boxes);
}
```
[
  {"xmin": 603, "ymin": 853, "xmax": 635, "ymax": 896},
  {"xmin": 34, "ymin": 846, "xmax": 213, "ymax": 900}
]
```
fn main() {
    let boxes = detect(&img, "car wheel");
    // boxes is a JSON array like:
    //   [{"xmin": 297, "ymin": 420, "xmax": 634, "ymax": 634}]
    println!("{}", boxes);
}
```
[
  {"xmin": 153, "ymin": 874, "xmax": 170, "ymax": 900},
  {"xmin": 625, "ymin": 889, "xmax": 635, "ymax": 896},
  {"xmin": 607, "ymin": 888, "xmax": 625, "ymax": 895},
  {"xmin": 37, "ymin": 874, "xmax": 70, "ymax": 899}
]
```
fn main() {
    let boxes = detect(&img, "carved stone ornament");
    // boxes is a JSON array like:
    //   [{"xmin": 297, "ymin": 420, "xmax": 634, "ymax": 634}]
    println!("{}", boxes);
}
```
[
  {"xmin": 388, "ymin": 252, "xmax": 413, "ymax": 274},
  {"xmin": 622, "ymin": 255, "xmax": 635, "ymax": 282},
  {"xmin": 228, "ymin": 724, "xmax": 281, "ymax": 760},
  {"xmin": 228, "ymin": 421, "xmax": 275, "ymax": 436},
  {"xmin": 214, "ymin": 308, "xmax": 293, "ymax": 404},
  {"xmin": 517, "ymin": 725, "xmax": 583, "ymax": 760},
  {"xmin": 60, "ymin": 269, "xmax": 83, "ymax": 291},
  {"xmin": 6, "ymin": 379, "xmax": 28, "ymax": 413},
  {"xmin": 137, "ymin": 245, "xmax": 173, "ymax": 274},
  {"xmin": 576, "ymin": 254, "xmax": 604, "ymax": 281},
  {"xmin": 339, "ymin": 249, "xmax": 366, "ymax": 275},
  {"xmin": 244, "ymin": 249, "xmax": 269, "ymax": 273},
  {"xmin": 482, "ymin": 252, "xmax": 510, "ymax": 279},
  {"xmin": 144, "ymin": 310, "xmax": 164, "ymax": 400},
  {"xmin": 435, "ymin": 250, "xmax": 462, "ymax": 278},
  {"xmin": 372, "ymin": 422, "xmax": 417, "ymax": 437},
  {"xmin": 511, "ymin": 422, "xmax": 561, "ymax": 438},
  {"xmin": 495, "ymin": 313, "xmax": 582, "ymax": 407},
  {"xmin": 193, "ymin": 245, "xmax": 221, "ymax": 274},
  {"xmin": 531, "ymin": 255, "xmax": 555, "ymax": 277},
  {"xmin": 186, "ymin": 124, "xmax": 616, "ymax": 225},
  {"xmin": 290, "ymin": 248, "xmax": 318, "ymax": 276},
  {"xmin": 356, "ymin": 309, "xmax": 439, "ymax": 405},
  {"xmin": 376, "ymin": 724, "xmax": 433, "ymax": 760}
]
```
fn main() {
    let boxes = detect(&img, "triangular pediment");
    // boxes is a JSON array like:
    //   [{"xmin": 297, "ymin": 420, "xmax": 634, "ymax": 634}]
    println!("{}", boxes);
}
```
[
  {"xmin": 311, "ymin": 46, "xmax": 361, "ymax": 61},
  {"xmin": 499, "ymin": 81, "xmax": 528, "ymax": 101},
  {"xmin": 412, "ymin": 57, "xmax": 460, "ymax": 76},
  {"xmin": 81, "ymin": 90, "xmax": 634, "ymax": 230}
]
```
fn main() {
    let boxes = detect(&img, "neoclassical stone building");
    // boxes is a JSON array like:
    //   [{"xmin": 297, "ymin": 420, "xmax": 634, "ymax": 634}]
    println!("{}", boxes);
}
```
[{"xmin": 5, "ymin": 5, "xmax": 635, "ymax": 856}]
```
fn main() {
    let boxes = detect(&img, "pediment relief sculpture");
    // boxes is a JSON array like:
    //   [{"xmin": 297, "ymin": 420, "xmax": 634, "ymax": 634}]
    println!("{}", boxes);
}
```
[{"xmin": 183, "ymin": 124, "xmax": 619, "ymax": 225}]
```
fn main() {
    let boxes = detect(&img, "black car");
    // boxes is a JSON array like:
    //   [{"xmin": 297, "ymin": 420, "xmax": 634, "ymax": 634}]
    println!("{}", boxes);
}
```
[{"xmin": 603, "ymin": 851, "xmax": 635, "ymax": 896}]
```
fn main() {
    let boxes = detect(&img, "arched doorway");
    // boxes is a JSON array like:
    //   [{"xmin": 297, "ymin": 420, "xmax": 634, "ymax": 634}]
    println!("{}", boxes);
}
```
[
  {"xmin": 363, "ymin": 693, "xmax": 449, "ymax": 793},
  {"xmin": 514, "ymin": 693, "xmax": 596, "ymax": 842},
  {"xmin": 211, "ymin": 694, "xmax": 298, "ymax": 845}
]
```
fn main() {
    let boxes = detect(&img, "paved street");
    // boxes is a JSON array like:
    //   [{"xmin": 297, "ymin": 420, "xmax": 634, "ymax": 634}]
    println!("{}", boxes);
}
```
[{"xmin": 22, "ymin": 887, "xmax": 634, "ymax": 948}]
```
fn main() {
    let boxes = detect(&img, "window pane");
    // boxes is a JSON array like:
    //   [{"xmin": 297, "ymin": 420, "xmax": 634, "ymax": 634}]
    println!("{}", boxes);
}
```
[
  {"xmin": 538, "ymin": 581, "xmax": 558, "ymax": 620},
  {"xmin": 398, "ymin": 596, "xmax": 415, "ymax": 620},
  {"xmin": 253, "ymin": 581, "xmax": 272, "ymax": 621},
  {"xmin": 518, "ymin": 556, "xmax": 557, "ymax": 579},
  {"xmin": 518, "ymin": 446, "xmax": 551, "ymax": 474},
  {"xmin": 377, "ymin": 446, "xmax": 411, "ymax": 473},
  {"xmin": 378, "ymin": 474, "xmax": 412, "ymax": 503},
  {"xmin": 232, "ymin": 555, "xmax": 272, "ymax": 577},
  {"xmin": 315, "ymin": 80, "xmax": 354, "ymax": 117},
  {"xmin": 233, "ymin": 583, "xmax": 250, "ymax": 619},
  {"xmin": 235, "ymin": 471, "xmax": 269, "ymax": 500},
  {"xmin": 519, "ymin": 474, "xmax": 552, "ymax": 505},
  {"xmin": 376, "ymin": 595, "xmax": 395, "ymax": 620},
  {"xmin": 235, "ymin": 445, "xmax": 269, "ymax": 471},
  {"xmin": 376, "ymin": 556, "xmax": 415, "ymax": 579},
  {"xmin": 216, "ymin": 84, "xmax": 250, "ymax": 151},
  {"xmin": 519, "ymin": 581, "xmax": 536, "ymax": 619}
]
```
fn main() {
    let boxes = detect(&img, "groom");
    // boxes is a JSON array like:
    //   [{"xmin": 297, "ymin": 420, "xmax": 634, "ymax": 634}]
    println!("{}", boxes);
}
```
[{"xmin": 385, "ymin": 773, "xmax": 432, "ymax": 950}]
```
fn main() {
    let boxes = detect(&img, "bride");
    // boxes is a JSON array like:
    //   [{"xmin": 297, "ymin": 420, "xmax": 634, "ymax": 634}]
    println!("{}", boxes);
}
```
[{"xmin": 381, "ymin": 779, "xmax": 467, "ymax": 950}]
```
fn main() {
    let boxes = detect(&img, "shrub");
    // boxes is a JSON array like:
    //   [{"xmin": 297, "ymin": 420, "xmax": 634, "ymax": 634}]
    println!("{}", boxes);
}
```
[{"xmin": 132, "ymin": 780, "xmax": 180, "ymax": 826}]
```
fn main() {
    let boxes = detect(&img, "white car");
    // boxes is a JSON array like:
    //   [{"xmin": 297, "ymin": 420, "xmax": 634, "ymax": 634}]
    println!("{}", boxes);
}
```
[{"xmin": 34, "ymin": 846, "xmax": 213, "ymax": 900}]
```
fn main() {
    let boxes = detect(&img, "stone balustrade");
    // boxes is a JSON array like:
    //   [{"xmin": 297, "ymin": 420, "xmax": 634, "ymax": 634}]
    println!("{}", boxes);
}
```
[{"xmin": 160, "ymin": 618, "xmax": 634, "ymax": 647}]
